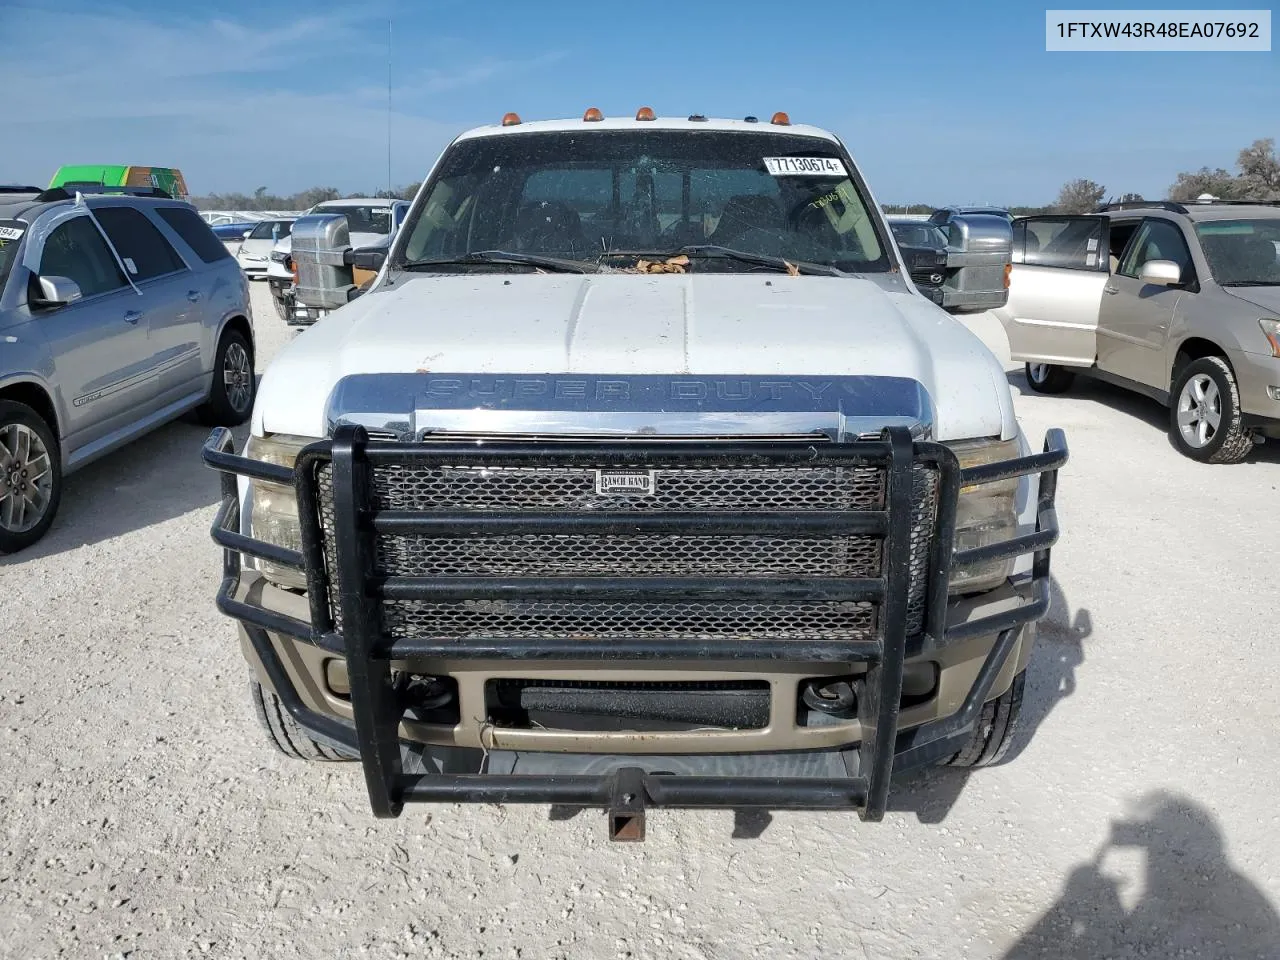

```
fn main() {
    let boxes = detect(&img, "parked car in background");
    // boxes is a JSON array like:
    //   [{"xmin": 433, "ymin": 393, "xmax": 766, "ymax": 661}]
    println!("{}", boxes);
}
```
[
  {"xmin": 997, "ymin": 198, "xmax": 1280, "ymax": 462},
  {"xmin": 930, "ymin": 205, "xmax": 1013, "ymax": 224},
  {"xmin": 235, "ymin": 218, "xmax": 294, "ymax": 279},
  {"xmin": 886, "ymin": 216, "xmax": 949, "ymax": 306},
  {"xmin": 268, "ymin": 198, "xmax": 409, "ymax": 325},
  {"xmin": 0, "ymin": 186, "xmax": 255, "ymax": 551},
  {"xmin": 211, "ymin": 221, "xmax": 257, "ymax": 243}
]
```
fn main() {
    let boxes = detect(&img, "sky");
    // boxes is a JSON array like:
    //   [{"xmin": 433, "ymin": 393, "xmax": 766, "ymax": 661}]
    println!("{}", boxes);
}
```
[{"xmin": 2, "ymin": 0, "xmax": 1276, "ymax": 205}]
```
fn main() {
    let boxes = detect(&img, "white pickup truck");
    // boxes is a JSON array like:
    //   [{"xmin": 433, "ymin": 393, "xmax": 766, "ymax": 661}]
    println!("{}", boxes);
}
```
[
  {"xmin": 203, "ymin": 108, "xmax": 1068, "ymax": 840},
  {"xmin": 265, "ymin": 198, "xmax": 408, "ymax": 324}
]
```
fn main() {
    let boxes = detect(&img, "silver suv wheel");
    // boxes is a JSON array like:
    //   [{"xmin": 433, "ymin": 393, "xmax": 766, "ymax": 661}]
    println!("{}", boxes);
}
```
[
  {"xmin": 0, "ymin": 422, "xmax": 53, "ymax": 533},
  {"xmin": 1175, "ymin": 372, "xmax": 1221, "ymax": 448},
  {"xmin": 224, "ymin": 340, "xmax": 253, "ymax": 415}
]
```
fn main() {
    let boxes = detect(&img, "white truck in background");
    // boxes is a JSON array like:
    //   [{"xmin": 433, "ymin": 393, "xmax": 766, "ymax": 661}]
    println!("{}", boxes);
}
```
[{"xmin": 266, "ymin": 198, "xmax": 409, "ymax": 324}]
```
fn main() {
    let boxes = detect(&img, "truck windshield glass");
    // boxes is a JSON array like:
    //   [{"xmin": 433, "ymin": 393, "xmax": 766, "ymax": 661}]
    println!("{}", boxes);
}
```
[
  {"xmin": 248, "ymin": 220, "xmax": 291, "ymax": 241},
  {"xmin": 890, "ymin": 222, "xmax": 946, "ymax": 247},
  {"xmin": 0, "ymin": 220, "xmax": 24, "ymax": 291},
  {"xmin": 316, "ymin": 205, "xmax": 393, "ymax": 236},
  {"xmin": 1195, "ymin": 219, "xmax": 1280, "ymax": 285},
  {"xmin": 397, "ymin": 130, "xmax": 890, "ymax": 272}
]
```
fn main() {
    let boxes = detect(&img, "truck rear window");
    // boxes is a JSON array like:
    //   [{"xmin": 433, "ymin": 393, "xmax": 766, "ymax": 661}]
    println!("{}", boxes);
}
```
[{"xmin": 398, "ymin": 130, "xmax": 890, "ymax": 273}]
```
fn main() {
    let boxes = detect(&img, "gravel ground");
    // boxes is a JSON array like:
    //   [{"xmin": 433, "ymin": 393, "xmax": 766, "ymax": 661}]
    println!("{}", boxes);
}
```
[{"xmin": 3, "ymin": 279, "xmax": 1279, "ymax": 960}]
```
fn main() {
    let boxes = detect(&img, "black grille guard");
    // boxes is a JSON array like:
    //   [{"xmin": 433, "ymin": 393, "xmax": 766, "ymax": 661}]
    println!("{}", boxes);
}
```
[{"xmin": 202, "ymin": 424, "xmax": 1067, "ymax": 826}]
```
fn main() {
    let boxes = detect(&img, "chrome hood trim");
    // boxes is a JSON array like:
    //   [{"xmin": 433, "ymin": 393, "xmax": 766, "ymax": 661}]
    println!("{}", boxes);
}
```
[{"xmin": 324, "ymin": 373, "xmax": 935, "ymax": 441}]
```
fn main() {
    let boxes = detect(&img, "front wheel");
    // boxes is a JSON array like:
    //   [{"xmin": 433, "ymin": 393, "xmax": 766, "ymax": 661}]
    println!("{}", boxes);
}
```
[
  {"xmin": 196, "ymin": 327, "xmax": 255, "ymax": 426},
  {"xmin": 250, "ymin": 681, "xmax": 356, "ymax": 762},
  {"xmin": 940, "ymin": 670, "xmax": 1024, "ymax": 768},
  {"xmin": 1170, "ymin": 356, "xmax": 1252, "ymax": 464},
  {"xmin": 0, "ymin": 400, "xmax": 63, "ymax": 554},
  {"xmin": 1024, "ymin": 362, "xmax": 1075, "ymax": 394}
]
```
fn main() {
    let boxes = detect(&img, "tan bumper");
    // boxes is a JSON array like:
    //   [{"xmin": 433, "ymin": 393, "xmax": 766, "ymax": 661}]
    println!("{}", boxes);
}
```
[{"xmin": 237, "ymin": 573, "xmax": 1033, "ymax": 756}]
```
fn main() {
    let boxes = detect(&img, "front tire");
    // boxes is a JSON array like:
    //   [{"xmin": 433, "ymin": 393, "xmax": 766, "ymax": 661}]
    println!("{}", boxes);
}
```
[
  {"xmin": 1024, "ymin": 362, "xmax": 1075, "ymax": 394},
  {"xmin": 196, "ymin": 327, "xmax": 255, "ymax": 427},
  {"xmin": 0, "ymin": 400, "xmax": 63, "ymax": 554},
  {"xmin": 1170, "ymin": 356, "xmax": 1253, "ymax": 464},
  {"xmin": 250, "ymin": 681, "xmax": 356, "ymax": 762},
  {"xmin": 940, "ymin": 670, "xmax": 1024, "ymax": 768}
]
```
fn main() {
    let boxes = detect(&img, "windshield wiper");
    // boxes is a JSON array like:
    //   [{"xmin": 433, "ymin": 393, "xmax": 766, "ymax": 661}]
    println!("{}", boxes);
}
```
[
  {"xmin": 400, "ymin": 250, "xmax": 597, "ymax": 273},
  {"xmin": 1221, "ymin": 280, "xmax": 1280, "ymax": 287},
  {"xmin": 602, "ymin": 245, "xmax": 845, "ymax": 277}
]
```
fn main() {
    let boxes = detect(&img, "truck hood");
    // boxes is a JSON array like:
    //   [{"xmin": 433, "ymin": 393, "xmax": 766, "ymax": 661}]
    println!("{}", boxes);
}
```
[{"xmin": 253, "ymin": 273, "xmax": 1016, "ymax": 442}]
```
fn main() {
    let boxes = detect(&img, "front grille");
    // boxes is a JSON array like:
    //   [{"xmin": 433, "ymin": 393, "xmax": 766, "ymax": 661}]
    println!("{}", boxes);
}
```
[
  {"xmin": 372, "ymin": 462, "xmax": 884, "ymax": 512},
  {"xmin": 910, "ymin": 268, "xmax": 944, "ymax": 287},
  {"xmin": 383, "ymin": 599, "xmax": 876, "ymax": 642},
  {"xmin": 315, "ymin": 450, "xmax": 938, "ymax": 643}
]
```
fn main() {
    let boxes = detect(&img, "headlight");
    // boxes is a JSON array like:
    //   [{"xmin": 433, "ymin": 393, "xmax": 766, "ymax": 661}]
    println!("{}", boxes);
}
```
[
  {"xmin": 1258, "ymin": 318, "xmax": 1280, "ymax": 357},
  {"xmin": 244, "ymin": 432, "xmax": 312, "ymax": 590},
  {"xmin": 946, "ymin": 437, "xmax": 1020, "ymax": 594}
]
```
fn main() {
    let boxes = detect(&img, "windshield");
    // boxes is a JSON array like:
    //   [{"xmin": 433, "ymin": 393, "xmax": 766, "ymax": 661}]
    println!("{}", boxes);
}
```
[
  {"xmin": 315, "ymin": 204, "xmax": 393, "ymax": 236},
  {"xmin": 890, "ymin": 222, "xmax": 945, "ymax": 247},
  {"xmin": 0, "ymin": 219, "xmax": 24, "ymax": 291},
  {"xmin": 396, "ymin": 130, "xmax": 890, "ymax": 273},
  {"xmin": 248, "ymin": 220, "xmax": 292, "ymax": 241},
  {"xmin": 1195, "ymin": 219, "xmax": 1280, "ymax": 285}
]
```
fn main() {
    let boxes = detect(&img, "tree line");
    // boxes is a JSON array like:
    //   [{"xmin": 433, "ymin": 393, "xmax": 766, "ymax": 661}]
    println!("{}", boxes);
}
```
[
  {"xmin": 1049, "ymin": 137, "xmax": 1279, "ymax": 214},
  {"xmin": 187, "ymin": 183, "xmax": 421, "ymax": 210},
  {"xmin": 190, "ymin": 138, "xmax": 1278, "ymax": 216}
]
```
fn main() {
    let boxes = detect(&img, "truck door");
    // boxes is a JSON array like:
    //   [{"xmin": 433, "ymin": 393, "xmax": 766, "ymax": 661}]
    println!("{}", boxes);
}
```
[{"xmin": 997, "ymin": 216, "xmax": 1110, "ymax": 366}]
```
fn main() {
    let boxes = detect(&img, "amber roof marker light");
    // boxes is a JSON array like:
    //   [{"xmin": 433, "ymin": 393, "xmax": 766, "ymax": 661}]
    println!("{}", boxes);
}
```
[
  {"xmin": 583, "ymin": 107, "xmax": 604, "ymax": 121},
  {"xmin": 501, "ymin": 112, "xmax": 521, "ymax": 126},
  {"xmin": 635, "ymin": 106, "xmax": 655, "ymax": 121},
  {"xmin": 771, "ymin": 111, "xmax": 791, "ymax": 125}
]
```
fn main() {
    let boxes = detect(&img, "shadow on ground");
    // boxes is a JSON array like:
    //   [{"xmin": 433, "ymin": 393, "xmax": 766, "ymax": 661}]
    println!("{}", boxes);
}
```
[
  {"xmin": 0, "ymin": 413, "xmax": 249, "ymax": 565},
  {"xmin": 1004, "ymin": 791, "xmax": 1280, "ymax": 959},
  {"xmin": 1007, "ymin": 368, "xmax": 1280, "ymax": 464},
  {"xmin": 889, "ymin": 575, "xmax": 1089, "ymax": 825}
]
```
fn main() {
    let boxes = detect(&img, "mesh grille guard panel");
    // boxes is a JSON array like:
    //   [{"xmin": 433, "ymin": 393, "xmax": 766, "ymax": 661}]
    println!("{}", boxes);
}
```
[{"xmin": 313, "ymin": 451, "xmax": 939, "ymax": 642}]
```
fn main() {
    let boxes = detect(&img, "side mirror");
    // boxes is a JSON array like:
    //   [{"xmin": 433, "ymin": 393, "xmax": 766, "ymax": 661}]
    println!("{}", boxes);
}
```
[
  {"xmin": 345, "ymin": 248, "xmax": 387, "ymax": 271},
  {"xmin": 1139, "ymin": 259, "xmax": 1181, "ymax": 286},
  {"xmin": 242, "ymin": 230, "xmax": 253, "ymax": 239},
  {"xmin": 291, "ymin": 213, "xmax": 355, "ymax": 310},
  {"xmin": 35, "ymin": 275, "xmax": 83, "ymax": 307},
  {"xmin": 937, "ymin": 213, "xmax": 1013, "ymax": 314}
]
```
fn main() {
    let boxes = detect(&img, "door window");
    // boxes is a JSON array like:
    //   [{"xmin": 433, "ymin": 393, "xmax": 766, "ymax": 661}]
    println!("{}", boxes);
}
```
[
  {"xmin": 35, "ymin": 216, "xmax": 128, "ymax": 299},
  {"xmin": 1014, "ymin": 217, "xmax": 1104, "ymax": 270},
  {"xmin": 1118, "ymin": 219, "xmax": 1192, "ymax": 281},
  {"xmin": 155, "ymin": 206, "xmax": 232, "ymax": 263},
  {"xmin": 94, "ymin": 206, "xmax": 187, "ymax": 280}
]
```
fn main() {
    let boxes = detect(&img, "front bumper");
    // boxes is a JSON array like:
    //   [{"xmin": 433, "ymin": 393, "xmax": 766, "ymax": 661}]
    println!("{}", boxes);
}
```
[
  {"xmin": 202, "ymin": 426, "xmax": 1067, "ymax": 831},
  {"xmin": 1234, "ymin": 350, "xmax": 1280, "ymax": 436}
]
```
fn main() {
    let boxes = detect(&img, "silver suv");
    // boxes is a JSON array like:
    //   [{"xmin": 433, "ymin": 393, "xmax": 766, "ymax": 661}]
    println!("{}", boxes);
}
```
[
  {"xmin": 997, "ymin": 200, "xmax": 1280, "ymax": 462},
  {"xmin": 0, "ymin": 186, "xmax": 256, "ymax": 552}
]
